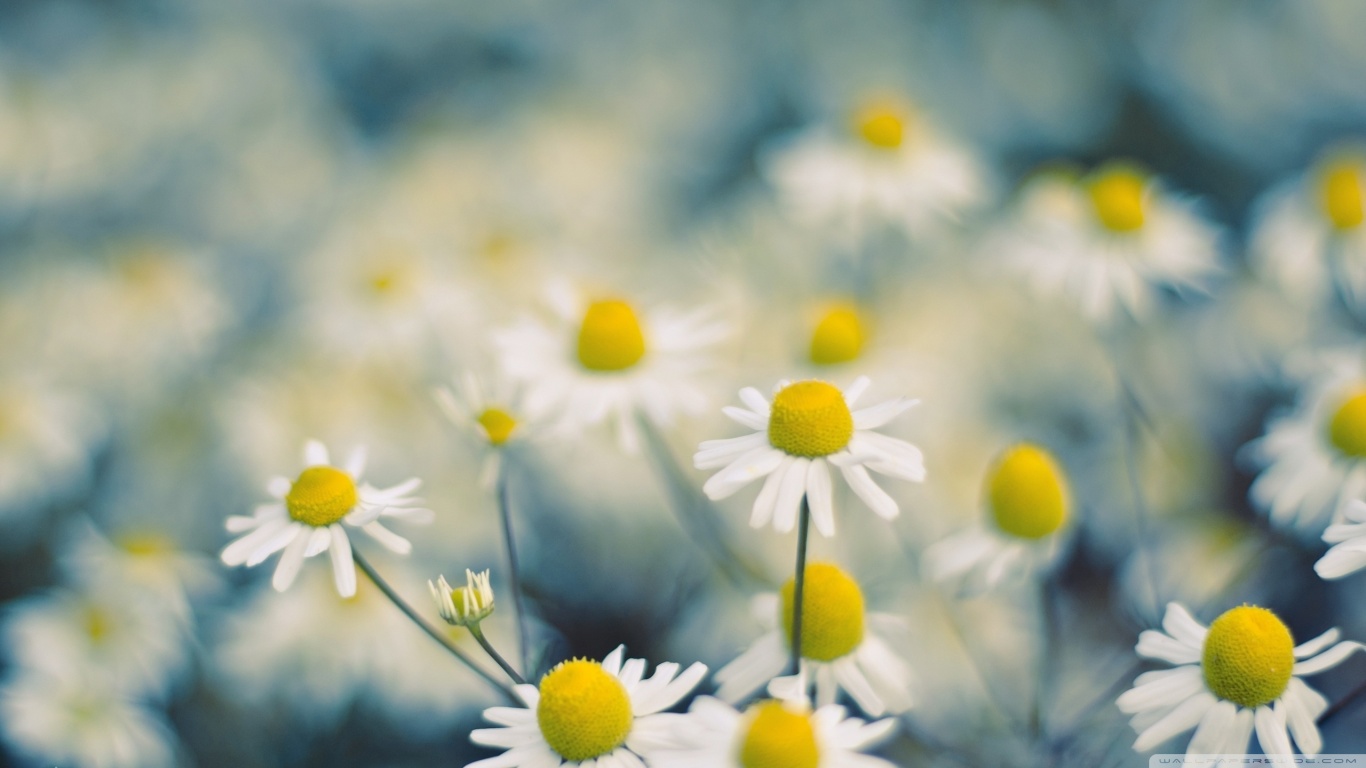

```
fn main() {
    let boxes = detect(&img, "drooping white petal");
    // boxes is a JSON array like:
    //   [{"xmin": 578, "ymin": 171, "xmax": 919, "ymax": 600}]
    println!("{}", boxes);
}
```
[
  {"xmin": 221, "ymin": 518, "xmax": 291, "ymax": 566},
  {"xmin": 1292, "ymin": 640, "xmax": 1365, "ymax": 676},
  {"xmin": 361, "ymin": 521, "xmax": 413, "ymax": 554},
  {"xmin": 773, "ymin": 459, "xmax": 811, "ymax": 533},
  {"xmin": 840, "ymin": 464, "xmax": 898, "ymax": 520},
  {"xmin": 806, "ymin": 459, "xmax": 836, "ymax": 537},
  {"xmin": 1117, "ymin": 666, "xmax": 1204, "ymax": 715},
  {"xmin": 271, "ymin": 532, "xmax": 312, "ymax": 592},
  {"xmin": 1279, "ymin": 678, "xmax": 1327, "ymax": 756},
  {"xmin": 1254, "ymin": 705, "xmax": 1292, "ymax": 756},
  {"xmin": 751, "ymin": 457, "xmax": 792, "ymax": 530},
  {"xmin": 303, "ymin": 440, "xmax": 329, "ymax": 466},
  {"xmin": 328, "ymin": 525, "xmax": 356, "ymax": 598},
  {"xmin": 1184, "ymin": 697, "xmax": 1237, "ymax": 755}
]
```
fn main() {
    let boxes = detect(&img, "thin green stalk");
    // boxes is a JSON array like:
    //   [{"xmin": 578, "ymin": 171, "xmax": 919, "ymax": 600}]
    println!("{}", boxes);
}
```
[
  {"xmin": 789, "ymin": 496, "xmax": 811, "ymax": 677},
  {"xmin": 352, "ymin": 549, "xmax": 515, "ymax": 701},
  {"xmin": 495, "ymin": 456, "xmax": 531, "ymax": 677},
  {"xmin": 469, "ymin": 623, "xmax": 526, "ymax": 686}
]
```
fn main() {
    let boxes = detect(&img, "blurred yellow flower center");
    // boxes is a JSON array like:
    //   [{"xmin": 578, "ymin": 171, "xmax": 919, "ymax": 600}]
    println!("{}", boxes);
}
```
[
  {"xmin": 780, "ymin": 562, "xmax": 865, "ymax": 661},
  {"xmin": 809, "ymin": 305, "xmax": 866, "ymax": 366},
  {"xmin": 85, "ymin": 605, "xmax": 111, "ymax": 643},
  {"xmin": 477, "ymin": 407, "xmax": 518, "ymax": 447},
  {"xmin": 768, "ymin": 381, "xmax": 854, "ymax": 458},
  {"xmin": 986, "ymin": 444, "xmax": 1069, "ymax": 540},
  {"xmin": 739, "ymin": 701, "xmax": 819, "ymax": 768},
  {"xmin": 1327, "ymin": 390, "xmax": 1366, "ymax": 458},
  {"xmin": 117, "ymin": 533, "xmax": 172, "ymax": 557},
  {"xmin": 1201, "ymin": 605, "xmax": 1294, "ymax": 708},
  {"xmin": 286, "ymin": 466, "xmax": 358, "ymax": 527},
  {"xmin": 576, "ymin": 299, "xmax": 647, "ymax": 372},
  {"xmin": 536, "ymin": 660, "xmax": 633, "ymax": 761},
  {"xmin": 1320, "ymin": 159, "xmax": 1365, "ymax": 231},
  {"xmin": 1087, "ymin": 165, "xmax": 1147, "ymax": 233},
  {"xmin": 854, "ymin": 104, "xmax": 906, "ymax": 150}
]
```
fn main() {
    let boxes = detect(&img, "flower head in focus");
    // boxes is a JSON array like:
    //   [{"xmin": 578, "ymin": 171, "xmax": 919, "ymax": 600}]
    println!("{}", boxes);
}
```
[
  {"xmin": 495, "ymin": 284, "xmax": 727, "ymax": 453},
  {"xmin": 220, "ymin": 439, "xmax": 433, "ymax": 597},
  {"xmin": 924, "ymin": 443, "xmax": 1072, "ymax": 591},
  {"xmin": 464, "ymin": 645, "xmax": 707, "ymax": 768},
  {"xmin": 695, "ymin": 377, "xmax": 924, "ymax": 537},
  {"xmin": 714, "ymin": 562, "xmax": 913, "ymax": 717},
  {"xmin": 1117, "ymin": 602, "xmax": 1363, "ymax": 756},
  {"xmin": 430, "ymin": 569, "xmax": 496, "ymax": 628}
]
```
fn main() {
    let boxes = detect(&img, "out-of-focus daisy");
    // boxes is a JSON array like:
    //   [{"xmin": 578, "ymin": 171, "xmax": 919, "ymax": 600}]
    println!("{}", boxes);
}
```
[
  {"xmin": 652, "ymin": 694, "xmax": 896, "ymax": 768},
  {"xmin": 1245, "ymin": 357, "xmax": 1366, "ymax": 534},
  {"xmin": 436, "ymin": 372, "xmax": 534, "ymax": 487},
  {"xmin": 1316, "ymin": 499, "xmax": 1366, "ymax": 579},
  {"xmin": 495, "ymin": 284, "xmax": 726, "ymax": 453},
  {"xmin": 0, "ymin": 374, "xmax": 104, "ymax": 534},
  {"xmin": 695, "ymin": 377, "xmax": 924, "ymax": 537},
  {"xmin": 1250, "ymin": 148, "xmax": 1366, "ymax": 310},
  {"xmin": 994, "ymin": 162, "xmax": 1221, "ymax": 324},
  {"xmin": 464, "ymin": 644, "xmax": 707, "ymax": 768},
  {"xmin": 715, "ymin": 562, "xmax": 913, "ymax": 716},
  {"xmin": 1116, "ymin": 602, "xmax": 1363, "ymax": 757},
  {"xmin": 762, "ymin": 96, "xmax": 989, "ymax": 245},
  {"xmin": 925, "ymin": 443, "xmax": 1071, "ymax": 590},
  {"xmin": 806, "ymin": 302, "xmax": 870, "ymax": 368},
  {"xmin": 0, "ymin": 672, "xmax": 177, "ymax": 768},
  {"xmin": 59, "ymin": 520, "xmax": 218, "ymax": 628},
  {"xmin": 220, "ymin": 439, "xmax": 432, "ymax": 598}
]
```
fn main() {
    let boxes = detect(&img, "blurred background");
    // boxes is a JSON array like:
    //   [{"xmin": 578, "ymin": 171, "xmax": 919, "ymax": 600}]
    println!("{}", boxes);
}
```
[{"xmin": 5, "ymin": 0, "xmax": 1366, "ymax": 766}]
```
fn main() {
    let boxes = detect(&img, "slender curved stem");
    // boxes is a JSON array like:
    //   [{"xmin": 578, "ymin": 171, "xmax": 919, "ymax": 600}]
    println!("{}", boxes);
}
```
[
  {"xmin": 496, "ymin": 456, "xmax": 531, "ymax": 677},
  {"xmin": 352, "ymin": 549, "xmax": 516, "ymax": 701},
  {"xmin": 1320, "ymin": 676, "xmax": 1366, "ymax": 727},
  {"xmin": 469, "ymin": 624, "xmax": 526, "ymax": 686},
  {"xmin": 789, "ymin": 496, "xmax": 811, "ymax": 677}
]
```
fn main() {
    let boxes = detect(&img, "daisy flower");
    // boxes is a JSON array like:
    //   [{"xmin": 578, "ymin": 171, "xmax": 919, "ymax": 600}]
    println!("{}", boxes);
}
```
[
  {"xmin": 495, "ymin": 284, "xmax": 727, "ymax": 453},
  {"xmin": 430, "ymin": 569, "xmax": 496, "ymax": 628},
  {"xmin": 0, "ymin": 671, "xmax": 177, "ymax": 768},
  {"xmin": 995, "ymin": 162, "xmax": 1221, "ymax": 324},
  {"xmin": 694, "ymin": 377, "xmax": 924, "ymax": 537},
  {"xmin": 762, "ymin": 96, "xmax": 989, "ymax": 245},
  {"xmin": 464, "ymin": 644, "xmax": 707, "ymax": 768},
  {"xmin": 1244, "ymin": 357, "xmax": 1366, "ymax": 534},
  {"xmin": 1116, "ymin": 602, "xmax": 1364, "ymax": 757},
  {"xmin": 651, "ymin": 695, "xmax": 897, "ymax": 768},
  {"xmin": 806, "ymin": 302, "xmax": 870, "ymax": 368},
  {"xmin": 924, "ymin": 443, "xmax": 1071, "ymax": 591},
  {"xmin": 1250, "ymin": 148, "xmax": 1366, "ymax": 310},
  {"xmin": 1315, "ymin": 499, "xmax": 1366, "ymax": 579},
  {"xmin": 220, "ymin": 439, "xmax": 432, "ymax": 598},
  {"xmin": 714, "ymin": 562, "xmax": 913, "ymax": 717},
  {"xmin": 435, "ymin": 372, "xmax": 533, "ymax": 488}
]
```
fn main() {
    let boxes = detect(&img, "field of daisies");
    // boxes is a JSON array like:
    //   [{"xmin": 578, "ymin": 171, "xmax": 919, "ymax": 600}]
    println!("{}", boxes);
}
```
[{"xmin": 9, "ymin": 1, "xmax": 1366, "ymax": 767}]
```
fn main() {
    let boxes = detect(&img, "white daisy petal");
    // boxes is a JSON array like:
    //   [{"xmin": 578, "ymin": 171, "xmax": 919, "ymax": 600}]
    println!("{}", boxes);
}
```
[
  {"xmin": 1254, "ymin": 705, "xmax": 1292, "ymax": 756},
  {"xmin": 703, "ymin": 448, "xmax": 785, "ymax": 501},
  {"xmin": 1136, "ymin": 630, "xmax": 1202, "ymax": 666},
  {"xmin": 840, "ymin": 464, "xmax": 898, "ymax": 520},
  {"xmin": 723, "ymin": 406, "xmax": 767, "ymax": 431},
  {"xmin": 1294, "ymin": 628, "xmax": 1342, "ymax": 659},
  {"xmin": 304, "ymin": 440, "xmax": 329, "ymax": 466},
  {"xmin": 345, "ymin": 445, "xmax": 368, "ymax": 479},
  {"xmin": 1184, "ymin": 696, "xmax": 1237, "ymax": 756},
  {"xmin": 695, "ymin": 434, "xmax": 768, "ymax": 470},
  {"xmin": 1292, "ymin": 640, "xmax": 1365, "ymax": 676},
  {"xmin": 362, "ymin": 522, "xmax": 413, "ymax": 554},
  {"xmin": 244, "ymin": 521, "xmax": 307, "ymax": 568},
  {"xmin": 739, "ymin": 387, "xmax": 771, "ymax": 417},
  {"xmin": 806, "ymin": 459, "xmax": 836, "ymax": 538},
  {"xmin": 751, "ymin": 457, "xmax": 793, "ymax": 530},
  {"xmin": 271, "ymin": 532, "xmax": 312, "ymax": 593},
  {"xmin": 1116, "ymin": 666, "xmax": 1204, "ymax": 715},
  {"xmin": 843, "ymin": 377, "xmax": 871, "ymax": 407},
  {"xmin": 1162, "ymin": 603, "xmax": 1210, "ymax": 648},
  {"xmin": 221, "ymin": 518, "xmax": 291, "ymax": 566},
  {"xmin": 1314, "ymin": 541, "xmax": 1366, "ymax": 580},
  {"xmin": 304, "ymin": 526, "xmax": 332, "ymax": 557},
  {"xmin": 773, "ymin": 459, "xmax": 811, "ymax": 533},
  {"xmin": 267, "ymin": 476, "xmax": 292, "ymax": 498},
  {"xmin": 851, "ymin": 398, "xmax": 916, "ymax": 430},
  {"xmin": 1280, "ymin": 678, "xmax": 1327, "ymax": 756},
  {"xmin": 328, "ymin": 525, "xmax": 356, "ymax": 598}
]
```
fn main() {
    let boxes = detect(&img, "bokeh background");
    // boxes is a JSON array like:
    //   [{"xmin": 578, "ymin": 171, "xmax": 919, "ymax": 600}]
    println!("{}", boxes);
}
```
[{"xmin": 5, "ymin": 0, "xmax": 1366, "ymax": 766}]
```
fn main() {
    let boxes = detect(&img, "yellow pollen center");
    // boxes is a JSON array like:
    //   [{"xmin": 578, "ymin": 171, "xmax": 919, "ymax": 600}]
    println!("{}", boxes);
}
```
[
  {"xmin": 809, "ymin": 305, "xmax": 867, "ymax": 366},
  {"xmin": 536, "ymin": 660, "xmax": 633, "ymax": 761},
  {"xmin": 739, "ymin": 701, "xmax": 820, "ymax": 768},
  {"xmin": 853, "ymin": 104, "xmax": 907, "ymax": 150},
  {"xmin": 477, "ymin": 407, "xmax": 518, "ymax": 447},
  {"xmin": 986, "ymin": 444, "xmax": 1069, "ymax": 540},
  {"xmin": 1329, "ymin": 390, "xmax": 1366, "ymax": 458},
  {"xmin": 1320, "ymin": 159, "xmax": 1365, "ymax": 231},
  {"xmin": 1086, "ymin": 164, "xmax": 1147, "ymax": 233},
  {"xmin": 768, "ymin": 381, "xmax": 854, "ymax": 458},
  {"xmin": 780, "ymin": 562, "xmax": 865, "ymax": 661},
  {"xmin": 1201, "ymin": 605, "xmax": 1295, "ymax": 708},
  {"xmin": 285, "ymin": 466, "xmax": 358, "ymax": 527},
  {"xmin": 449, "ymin": 586, "xmax": 490, "ymax": 619},
  {"xmin": 576, "ymin": 299, "xmax": 647, "ymax": 372},
  {"xmin": 116, "ymin": 533, "xmax": 172, "ymax": 557},
  {"xmin": 85, "ymin": 605, "xmax": 111, "ymax": 643}
]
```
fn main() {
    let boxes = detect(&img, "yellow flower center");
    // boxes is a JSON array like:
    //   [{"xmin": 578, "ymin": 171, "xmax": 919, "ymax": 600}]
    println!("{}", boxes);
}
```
[
  {"xmin": 116, "ymin": 533, "xmax": 173, "ymax": 557},
  {"xmin": 768, "ymin": 381, "xmax": 854, "ymax": 458},
  {"xmin": 369, "ymin": 268, "xmax": 405, "ymax": 295},
  {"xmin": 809, "ymin": 305, "xmax": 867, "ymax": 366},
  {"xmin": 739, "ymin": 701, "xmax": 820, "ymax": 768},
  {"xmin": 477, "ymin": 407, "xmax": 518, "ymax": 447},
  {"xmin": 84, "ymin": 605, "xmax": 111, "ymax": 643},
  {"xmin": 780, "ymin": 562, "xmax": 865, "ymax": 661},
  {"xmin": 449, "ymin": 586, "xmax": 492, "ymax": 620},
  {"xmin": 853, "ymin": 103, "xmax": 907, "ymax": 150},
  {"xmin": 285, "ymin": 466, "xmax": 358, "ymax": 527},
  {"xmin": 986, "ymin": 444, "xmax": 1069, "ymax": 540},
  {"xmin": 576, "ymin": 299, "xmax": 647, "ymax": 372},
  {"xmin": 1086, "ymin": 164, "xmax": 1147, "ymax": 233},
  {"xmin": 1327, "ymin": 389, "xmax": 1366, "ymax": 459},
  {"xmin": 1201, "ymin": 605, "xmax": 1295, "ymax": 709},
  {"xmin": 1320, "ymin": 157, "xmax": 1365, "ymax": 231},
  {"xmin": 536, "ymin": 660, "xmax": 633, "ymax": 761}
]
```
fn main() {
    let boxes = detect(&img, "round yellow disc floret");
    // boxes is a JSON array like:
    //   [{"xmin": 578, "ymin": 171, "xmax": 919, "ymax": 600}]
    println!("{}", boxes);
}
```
[
  {"xmin": 809, "ymin": 305, "xmax": 866, "ymax": 366},
  {"xmin": 576, "ymin": 299, "xmax": 647, "ymax": 372},
  {"xmin": 477, "ymin": 407, "xmax": 518, "ymax": 447},
  {"xmin": 1086, "ymin": 164, "xmax": 1147, "ymax": 233},
  {"xmin": 285, "ymin": 466, "xmax": 358, "ymax": 528},
  {"xmin": 780, "ymin": 562, "xmax": 865, "ymax": 661},
  {"xmin": 536, "ymin": 660, "xmax": 633, "ymax": 761},
  {"xmin": 986, "ymin": 444, "xmax": 1069, "ymax": 540},
  {"xmin": 768, "ymin": 381, "xmax": 854, "ymax": 458},
  {"xmin": 1327, "ymin": 389, "xmax": 1366, "ymax": 459},
  {"xmin": 739, "ymin": 701, "xmax": 819, "ymax": 768},
  {"xmin": 1320, "ymin": 157, "xmax": 1365, "ymax": 231},
  {"xmin": 853, "ymin": 103, "xmax": 907, "ymax": 150},
  {"xmin": 1201, "ymin": 605, "xmax": 1295, "ymax": 709}
]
